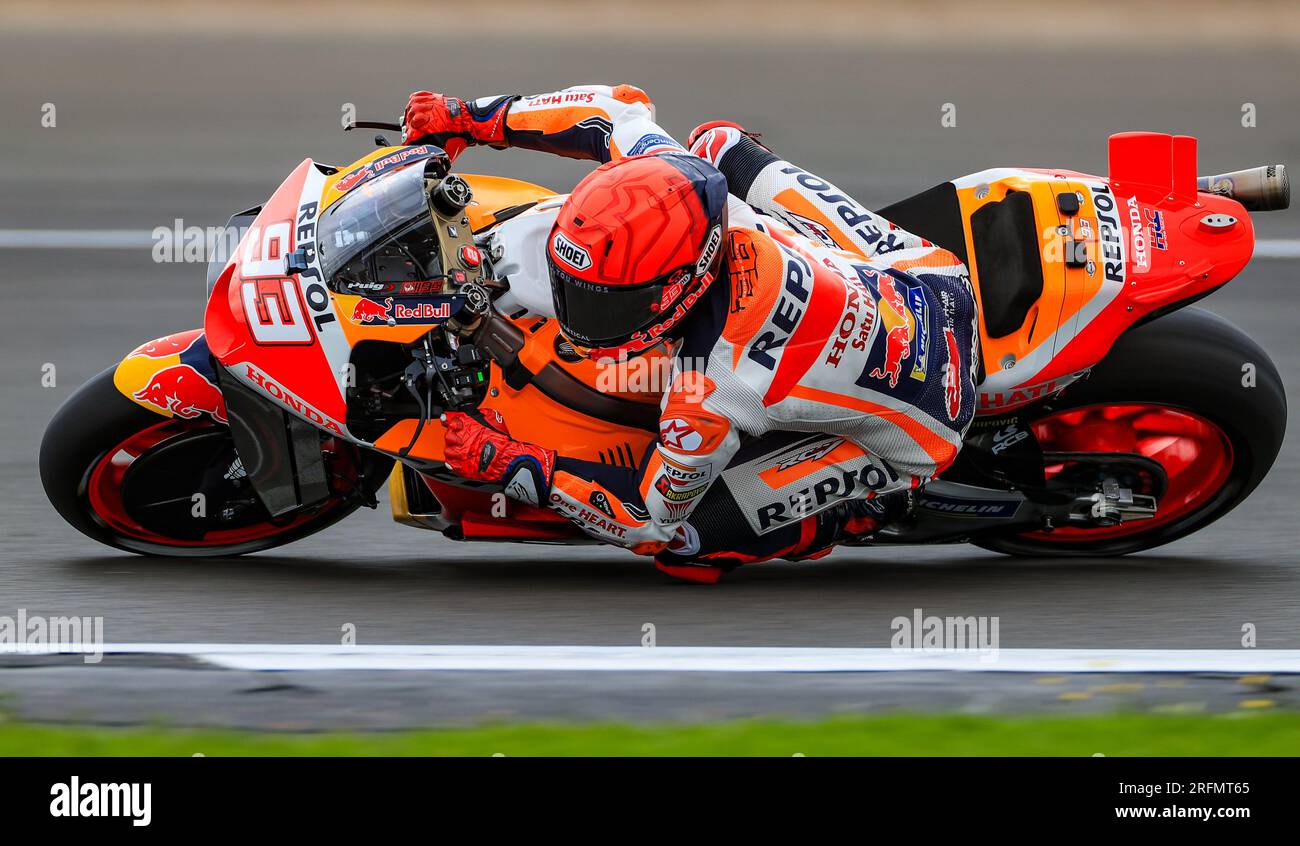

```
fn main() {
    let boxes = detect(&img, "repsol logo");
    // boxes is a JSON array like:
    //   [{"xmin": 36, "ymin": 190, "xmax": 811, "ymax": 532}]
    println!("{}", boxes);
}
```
[
  {"xmin": 779, "ymin": 166, "xmax": 906, "ymax": 253},
  {"xmin": 757, "ymin": 464, "xmax": 892, "ymax": 530},
  {"xmin": 1090, "ymin": 184, "xmax": 1126, "ymax": 285},
  {"xmin": 748, "ymin": 249, "xmax": 813, "ymax": 370},
  {"xmin": 551, "ymin": 231, "xmax": 591, "ymax": 270},
  {"xmin": 295, "ymin": 200, "xmax": 336, "ymax": 332}
]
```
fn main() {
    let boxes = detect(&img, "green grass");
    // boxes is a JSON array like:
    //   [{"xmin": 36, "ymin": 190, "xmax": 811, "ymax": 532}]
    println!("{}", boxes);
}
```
[{"xmin": 2, "ymin": 713, "xmax": 1299, "ymax": 756}]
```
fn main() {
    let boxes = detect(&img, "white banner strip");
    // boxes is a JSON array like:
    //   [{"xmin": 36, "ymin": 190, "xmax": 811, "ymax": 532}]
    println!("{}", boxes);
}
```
[
  {"xmin": 1, "ymin": 230, "xmax": 1299, "ymax": 258},
  {"xmin": 4, "ymin": 643, "xmax": 1299, "ymax": 673},
  {"xmin": 1256, "ymin": 239, "xmax": 1300, "ymax": 258},
  {"xmin": 0, "ymin": 229, "xmax": 158, "ymax": 249}
]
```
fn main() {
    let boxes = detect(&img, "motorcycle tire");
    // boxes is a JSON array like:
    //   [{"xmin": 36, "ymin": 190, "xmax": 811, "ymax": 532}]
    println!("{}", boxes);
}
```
[
  {"xmin": 40, "ymin": 367, "xmax": 378, "ymax": 557},
  {"xmin": 975, "ymin": 306, "xmax": 1286, "ymax": 557}
]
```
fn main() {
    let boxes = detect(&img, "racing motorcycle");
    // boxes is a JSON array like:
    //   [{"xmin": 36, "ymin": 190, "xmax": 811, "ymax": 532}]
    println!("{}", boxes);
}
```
[{"xmin": 40, "ymin": 125, "xmax": 1288, "ymax": 562}]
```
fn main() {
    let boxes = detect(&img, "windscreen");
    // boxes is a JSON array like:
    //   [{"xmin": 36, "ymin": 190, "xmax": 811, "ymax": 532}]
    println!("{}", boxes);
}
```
[{"xmin": 317, "ymin": 163, "xmax": 441, "ymax": 295}]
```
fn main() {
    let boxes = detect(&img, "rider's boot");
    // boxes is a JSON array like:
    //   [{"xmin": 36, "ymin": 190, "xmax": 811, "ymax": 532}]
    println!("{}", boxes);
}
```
[
  {"xmin": 779, "ymin": 490, "xmax": 913, "ymax": 561},
  {"xmin": 686, "ymin": 120, "xmax": 770, "ymax": 154},
  {"xmin": 653, "ymin": 558, "xmax": 726, "ymax": 584},
  {"xmin": 652, "ymin": 491, "xmax": 912, "ymax": 582}
]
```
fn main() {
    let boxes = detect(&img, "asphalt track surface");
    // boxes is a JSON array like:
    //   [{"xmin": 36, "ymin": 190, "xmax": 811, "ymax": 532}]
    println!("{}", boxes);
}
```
[
  {"xmin": 1, "ymin": 28, "xmax": 1299, "ymax": 724},
  {"xmin": 4, "ymin": 655, "xmax": 1297, "ymax": 729}
]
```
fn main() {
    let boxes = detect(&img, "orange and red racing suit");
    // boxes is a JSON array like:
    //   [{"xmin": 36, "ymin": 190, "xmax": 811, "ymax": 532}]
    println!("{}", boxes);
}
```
[{"xmin": 470, "ymin": 85, "xmax": 978, "ymax": 555}]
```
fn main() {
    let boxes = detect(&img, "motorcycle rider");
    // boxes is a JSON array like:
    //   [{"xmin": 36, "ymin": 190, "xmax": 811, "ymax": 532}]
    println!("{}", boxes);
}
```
[{"xmin": 402, "ymin": 86, "xmax": 979, "ymax": 582}]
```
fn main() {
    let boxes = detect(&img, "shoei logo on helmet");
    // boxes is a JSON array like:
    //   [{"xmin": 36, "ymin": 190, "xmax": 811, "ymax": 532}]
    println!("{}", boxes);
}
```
[
  {"xmin": 551, "ymin": 231, "xmax": 591, "ymax": 271},
  {"xmin": 695, "ymin": 225, "xmax": 722, "ymax": 278}
]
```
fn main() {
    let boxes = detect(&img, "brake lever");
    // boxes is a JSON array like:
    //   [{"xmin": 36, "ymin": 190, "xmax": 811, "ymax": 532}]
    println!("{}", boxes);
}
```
[
  {"xmin": 343, "ymin": 120, "xmax": 403, "ymax": 133},
  {"xmin": 343, "ymin": 120, "xmax": 405, "ymax": 147}
]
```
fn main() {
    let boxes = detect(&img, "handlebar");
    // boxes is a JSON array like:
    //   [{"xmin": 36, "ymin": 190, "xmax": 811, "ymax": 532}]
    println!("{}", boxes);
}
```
[{"xmin": 344, "ymin": 120, "xmax": 403, "ymax": 133}]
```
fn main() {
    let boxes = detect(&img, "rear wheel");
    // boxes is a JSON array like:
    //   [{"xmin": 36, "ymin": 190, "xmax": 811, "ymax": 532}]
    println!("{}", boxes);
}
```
[
  {"xmin": 976, "ymin": 307, "xmax": 1286, "ymax": 556},
  {"xmin": 40, "ymin": 368, "xmax": 378, "ymax": 556}
]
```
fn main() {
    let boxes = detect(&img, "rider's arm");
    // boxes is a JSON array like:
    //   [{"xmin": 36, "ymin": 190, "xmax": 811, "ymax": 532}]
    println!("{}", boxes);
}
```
[
  {"xmin": 456, "ymin": 85, "xmax": 683, "ymax": 164},
  {"xmin": 545, "ymin": 375, "xmax": 740, "ymax": 554},
  {"xmin": 689, "ymin": 124, "xmax": 931, "ymax": 260}
]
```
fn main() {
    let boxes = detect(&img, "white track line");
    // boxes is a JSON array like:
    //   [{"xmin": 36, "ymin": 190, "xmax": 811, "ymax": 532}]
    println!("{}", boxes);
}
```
[
  {"xmin": 1256, "ymin": 239, "xmax": 1300, "ymax": 258},
  {"xmin": 3, "ymin": 644, "xmax": 1299, "ymax": 673},
  {"xmin": 0, "ymin": 230, "xmax": 1298, "ymax": 259},
  {"xmin": 0, "ymin": 230, "xmax": 158, "ymax": 249}
]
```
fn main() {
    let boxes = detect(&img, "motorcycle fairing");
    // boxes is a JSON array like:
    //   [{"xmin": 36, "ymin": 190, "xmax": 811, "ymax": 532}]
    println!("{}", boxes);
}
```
[
  {"xmin": 205, "ymin": 158, "xmax": 357, "ymax": 438},
  {"xmin": 113, "ymin": 328, "xmax": 228, "ymax": 423},
  {"xmin": 203, "ymin": 151, "xmax": 559, "ymax": 445},
  {"xmin": 915, "ymin": 133, "xmax": 1254, "ymax": 416}
]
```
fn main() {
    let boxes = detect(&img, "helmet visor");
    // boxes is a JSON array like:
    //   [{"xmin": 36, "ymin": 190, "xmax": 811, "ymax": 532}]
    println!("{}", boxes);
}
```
[{"xmin": 549, "ymin": 264, "xmax": 692, "ymax": 351}]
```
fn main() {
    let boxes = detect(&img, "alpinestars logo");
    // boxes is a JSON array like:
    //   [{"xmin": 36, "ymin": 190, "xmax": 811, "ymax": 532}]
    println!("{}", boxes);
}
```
[
  {"xmin": 659, "ymin": 418, "xmax": 703, "ymax": 452},
  {"xmin": 779, "ymin": 211, "xmax": 839, "ymax": 250},
  {"xmin": 504, "ymin": 461, "xmax": 543, "ymax": 507}
]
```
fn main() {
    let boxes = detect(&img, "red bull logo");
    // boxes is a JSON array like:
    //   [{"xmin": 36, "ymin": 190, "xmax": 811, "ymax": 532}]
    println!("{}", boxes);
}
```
[
  {"xmin": 350, "ymin": 297, "xmax": 394, "ymax": 324},
  {"xmin": 393, "ymin": 301, "xmax": 452, "ymax": 321},
  {"xmin": 333, "ymin": 147, "xmax": 441, "ymax": 196},
  {"xmin": 869, "ymin": 275, "xmax": 913, "ymax": 389},
  {"xmin": 129, "ymin": 330, "xmax": 201, "ymax": 359},
  {"xmin": 133, "ymin": 365, "xmax": 227, "ymax": 423},
  {"xmin": 349, "ymin": 296, "xmax": 454, "ymax": 325},
  {"xmin": 942, "ymin": 325, "xmax": 962, "ymax": 421},
  {"xmin": 333, "ymin": 166, "xmax": 370, "ymax": 196}
]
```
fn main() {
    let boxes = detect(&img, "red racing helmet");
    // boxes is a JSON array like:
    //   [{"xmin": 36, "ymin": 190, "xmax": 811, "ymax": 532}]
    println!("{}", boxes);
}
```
[{"xmin": 547, "ymin": 153, "xmax": 729, "ymax": 360}]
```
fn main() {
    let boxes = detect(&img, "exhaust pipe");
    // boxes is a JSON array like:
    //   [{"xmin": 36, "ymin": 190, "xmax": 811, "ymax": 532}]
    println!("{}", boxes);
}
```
[{"xmin": 1197, "ymin": 164, "xmax": 1290, "ymax": 211}]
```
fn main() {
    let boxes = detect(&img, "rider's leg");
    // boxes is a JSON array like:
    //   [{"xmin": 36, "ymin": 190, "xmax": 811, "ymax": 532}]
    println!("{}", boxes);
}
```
[
  {"xmin": 655, "ymin": 490, "xmax": 911, "ymax": 582},
  {"xmin": 687, "ymin": 121, "xmax": 931, "ymax": 259}
]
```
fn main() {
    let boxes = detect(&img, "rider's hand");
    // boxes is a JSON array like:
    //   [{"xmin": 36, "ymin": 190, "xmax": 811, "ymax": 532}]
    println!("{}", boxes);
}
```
[
  {"xmin": 401, "ymin": 91, "xmax": 504, "ymax": 160},
  {"xmin": 441, "ymin": 410, "xmax": 554, "ymax": 506}
]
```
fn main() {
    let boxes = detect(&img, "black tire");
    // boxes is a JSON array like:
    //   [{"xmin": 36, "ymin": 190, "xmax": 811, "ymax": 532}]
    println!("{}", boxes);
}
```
[
  {"xmin": 40, "ymin": 367, "xmax": 371, "ymax": 557},
  {"xmin": 976, "ymin": 306, "xmax": 1286, "ymax": 557}
]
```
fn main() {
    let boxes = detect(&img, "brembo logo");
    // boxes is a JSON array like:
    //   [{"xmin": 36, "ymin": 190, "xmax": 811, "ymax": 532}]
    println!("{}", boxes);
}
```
[{"xmin": 551, "ymin": 232, "xmax": 591, "ymax": 271}]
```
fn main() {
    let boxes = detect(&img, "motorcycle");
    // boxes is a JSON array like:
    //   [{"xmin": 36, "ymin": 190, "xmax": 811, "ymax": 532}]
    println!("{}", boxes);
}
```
[{"xmin": 40, "ymin": 124, "xmax": 1288, "ymax": 562}]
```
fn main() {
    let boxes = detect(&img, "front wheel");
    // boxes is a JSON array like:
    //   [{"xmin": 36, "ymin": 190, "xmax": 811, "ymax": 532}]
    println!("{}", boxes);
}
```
[
  {"xmin": 976, "ymin": 307, "xmax": 1286, "ymax": 557},
  {"xmin": 40, "ymin": 368, "xmax": 382, "ymax": 556}
]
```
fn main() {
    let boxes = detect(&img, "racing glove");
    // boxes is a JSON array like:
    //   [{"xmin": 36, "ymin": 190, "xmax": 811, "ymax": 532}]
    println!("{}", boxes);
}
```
[
  {"xmin": 401, "ymin": 91, "xmax": 511, "ymax": 160},
  {"xmin": 441, "ymin": 409, "xmax": 554, "ymax": 507}
]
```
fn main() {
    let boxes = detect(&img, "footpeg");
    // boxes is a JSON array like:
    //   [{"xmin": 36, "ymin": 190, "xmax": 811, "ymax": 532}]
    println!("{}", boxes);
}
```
[{"xmin": 1087, "ymin": 479, "xmax": 1157, "ymax": 526}]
